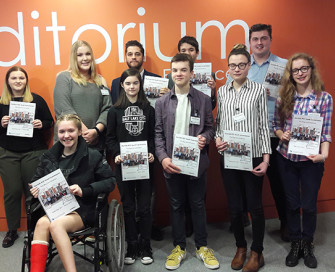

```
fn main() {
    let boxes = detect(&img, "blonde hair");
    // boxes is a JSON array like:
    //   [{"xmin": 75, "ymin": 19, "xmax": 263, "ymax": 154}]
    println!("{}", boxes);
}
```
[
  {"xmin": 0, "ymin": 66, "xmax": 33, "ymax": 105},
  {"xmin": 278, "ymin": 53, "xmax": 324, "ymax": 121},
  {"xmin": 55, "ymin": 114, "xmax": 82, "ymax": 131},
  {"xmin": 67, "ymin": 40, "xmax": 102, "ymax": 86}
]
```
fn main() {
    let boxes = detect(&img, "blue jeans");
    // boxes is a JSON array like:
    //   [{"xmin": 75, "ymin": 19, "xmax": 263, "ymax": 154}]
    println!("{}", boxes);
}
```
[
  {"xmin": 165, "ymin": 173, "xmax": 207, "ymax": 249},
  {"xmin": 277, "ymin": 154, "xmax": 324, "ymax": 241},
  {"xmin": 220, "ymin": 156, "xmax": 265, "ymax": 253}
]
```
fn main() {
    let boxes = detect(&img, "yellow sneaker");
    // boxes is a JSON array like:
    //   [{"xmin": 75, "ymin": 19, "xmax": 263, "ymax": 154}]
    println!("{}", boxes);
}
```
[
  {"xmin": 196, "ymin": 246, "xmax": 220, "ymax": 269},
  {"xmin": 165, "ymin": 245, "xmax": 186, "ymax": 270}
]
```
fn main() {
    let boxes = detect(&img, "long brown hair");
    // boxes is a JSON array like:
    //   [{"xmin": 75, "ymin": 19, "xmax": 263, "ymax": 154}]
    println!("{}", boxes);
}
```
[
  {"xmin": 114, "ymin": 68, "xmax": 149, "ymax": 109},
  {"xmin": 278, "ymin": 53, "xmax": 324, "ymax": 122},
  {"xmin": 0, "ymin": 66, "xmax": 33, "ymax": 105}
]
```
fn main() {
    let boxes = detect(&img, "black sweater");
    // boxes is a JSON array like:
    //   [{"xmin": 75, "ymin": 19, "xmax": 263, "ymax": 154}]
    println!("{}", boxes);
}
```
[
  {"xmin": 106, "ymin": 102, "xmax": 155, "ymax": 158},
  {"xmin": 0, "ymin": 93, "xmax": 54, "ymax": 152}
]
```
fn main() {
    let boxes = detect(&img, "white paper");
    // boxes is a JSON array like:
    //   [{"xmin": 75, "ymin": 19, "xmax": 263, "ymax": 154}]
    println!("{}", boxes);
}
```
[
  {"xmin": 143, "ymin": 75, "xmax": 169, "ymax": 108},
  {"xmin": 223, "ymin": 130, "xmax": 253, "ymax": 171},
  {"xmin": 7, "ymin": 101, "xmax": 36, "ymax": 138},
  {"xmin": 31, "ymin": 169, "xmax": 80, "ymax": 222},
  {"xmin": 192, "ymin": 63, "xmax": 212, "ymax": 97},
  {"xmin": 262, "ymin": 61, "xmax": 286, "ymax": 137},
  {"xmin": 120, "ymin": 141, "xmax": 150, "ymax": 181},
  {"xmin": 288, "ymin": 114, "xmax": 323, "ymax": 156},
  {"xmin": 172, "ymin": 134, "xmax": 200, "ymax": 177}
]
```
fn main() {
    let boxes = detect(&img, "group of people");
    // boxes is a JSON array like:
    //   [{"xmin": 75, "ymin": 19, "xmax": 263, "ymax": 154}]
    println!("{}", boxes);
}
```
[{"xmin": 0, "ymin": 22, "xmax": 332, "ymax": 272}]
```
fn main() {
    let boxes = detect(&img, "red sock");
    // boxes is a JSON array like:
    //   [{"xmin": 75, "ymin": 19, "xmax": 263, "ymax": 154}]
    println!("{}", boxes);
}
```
[{"xmin": 30, "ymin": 243, "xmax": 48, "ymax": 272}]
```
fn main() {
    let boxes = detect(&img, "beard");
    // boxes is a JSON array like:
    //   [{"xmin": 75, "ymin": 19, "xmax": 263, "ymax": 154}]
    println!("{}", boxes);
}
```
[{"xmin": 127, "ymin": 60, "xmax": 143, "ymax": 70}]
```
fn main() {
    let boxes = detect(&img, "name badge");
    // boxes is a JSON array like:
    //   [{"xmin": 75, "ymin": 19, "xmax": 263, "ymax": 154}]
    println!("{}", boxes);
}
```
[
  {"xmin": 100, "ymin": 87, "xmax": 110, "ymax": 96},
  {"xmin": 308, "ymin": 112, "xmax": 320, "ymax": 117},
  {"xmin": 233, "ymin": 113, "xmax": 246, "ymax": 123},
  {"xmin": 190, "ymin": 116, "xmax": 200, "ymax": 125}
]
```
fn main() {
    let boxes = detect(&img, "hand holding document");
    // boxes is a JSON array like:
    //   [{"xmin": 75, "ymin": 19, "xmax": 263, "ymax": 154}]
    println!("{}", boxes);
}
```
[
  {"xmin": 120, "ymin": 141, "xmax": 150, "ymax": 181},
  {"xmin": 172, "ymin": 134, "xmax": 200, "ymax": 177},
  {"xmin": 31, "ymin": 169, "xmax": 80, "ymax": 222},
  {"xmin": 7, "ymin": 101, "xmax": 36, "ymax": 137}
]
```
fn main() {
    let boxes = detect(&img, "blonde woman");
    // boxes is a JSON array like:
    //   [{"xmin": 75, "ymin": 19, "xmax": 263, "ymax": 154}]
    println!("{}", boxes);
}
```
[
  {"xmin": 0, "ymin": 66, "xmax": 54, "ymax": 248},
  {"xmin": 29, "ymin": 114, "xmax": 115, "ymax": 272},
  {"xmin": 53, "ymin": 40, "xmax": 111, "ymax": 152}
]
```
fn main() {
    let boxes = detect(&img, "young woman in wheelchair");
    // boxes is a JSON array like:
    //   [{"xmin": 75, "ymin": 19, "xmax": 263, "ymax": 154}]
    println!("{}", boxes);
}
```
[
  {"xmin": 29, "ymin": 114, "xmax": 115, "ymax": 272},
  {"xmin": 106, "ymin": 68, "xmax": 155, "ymax": 265}
]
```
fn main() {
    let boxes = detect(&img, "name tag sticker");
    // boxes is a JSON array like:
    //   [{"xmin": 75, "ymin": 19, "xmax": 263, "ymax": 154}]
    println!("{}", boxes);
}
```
[
  {"xmin": 233, "ymin": 113, "xmax": 246, "ymax": 123},
  {"xmin": 308, "ymin": 112, "xmax": 320, "ymax": 117},
  {"xmin": 100, "ymin": 88, "xmax": 110, "ymax": 96},
  {"xmin": 190, "ymin": 116, "xmax": 200, "ymax": 125}
]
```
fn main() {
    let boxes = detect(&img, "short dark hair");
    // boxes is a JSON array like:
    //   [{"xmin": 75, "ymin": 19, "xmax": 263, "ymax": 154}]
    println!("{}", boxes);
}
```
[
  {"xmin": 114, "ymin": 68, "xmax": 149, "ymax": 109},
  {"xmin": 177, "ymin": 36, "xmax": 199, "ymax": 53},
  {"xmin": 125, "ymin": 40, "xmax": 144, "ymax": 56},
  {"xmin": 249, "ymin": 24, "xmax": 272, "ymax": 40},
  {"xmin": 171, "ymin": 53, "xmax": 194, "ymax": 72}
]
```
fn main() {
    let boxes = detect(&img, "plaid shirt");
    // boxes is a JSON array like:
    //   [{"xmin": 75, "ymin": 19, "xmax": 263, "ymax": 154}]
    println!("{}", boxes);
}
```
[{"xmin": 273, "ymin": 90, "xmax": 333, "ymax": 162}]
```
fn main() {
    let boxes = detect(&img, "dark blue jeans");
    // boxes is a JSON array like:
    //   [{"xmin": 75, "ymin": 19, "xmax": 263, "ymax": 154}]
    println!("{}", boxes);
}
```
[
  {"xmin": 165, "ymin": 173, "xmax": 207, "ymax": 249},
  {"xmin": 277, "ymin": 154, "xmax": 324, "ymax": 241},
  {"xmin": 220, "ymin": 156, "xmax": 265, "ymax": 254},
  {"xmin": 116, "ymin": 165, "xmax": 152, "ymax": 243}
]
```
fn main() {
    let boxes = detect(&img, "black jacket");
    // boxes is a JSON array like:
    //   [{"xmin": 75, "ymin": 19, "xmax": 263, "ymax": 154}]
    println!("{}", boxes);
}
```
[{"xmin": 32, "ymin": 136, "xmax": 115, "ymax": 226}]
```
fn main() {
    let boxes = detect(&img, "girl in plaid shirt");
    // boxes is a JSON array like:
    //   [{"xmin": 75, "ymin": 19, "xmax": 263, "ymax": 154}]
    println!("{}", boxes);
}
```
[{"xmin": 274, "ymin": 53, "xmax": 333, "ymax": 269}]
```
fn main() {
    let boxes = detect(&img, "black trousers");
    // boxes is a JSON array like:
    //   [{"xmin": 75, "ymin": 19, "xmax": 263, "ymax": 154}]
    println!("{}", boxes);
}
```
[
  {"xmin": 220, "ymin": 156, "xmax": 265, "ymax": 253},
  {"xmin": 116, "ymin": 165, "xmax": 152, "ymax": 243}
]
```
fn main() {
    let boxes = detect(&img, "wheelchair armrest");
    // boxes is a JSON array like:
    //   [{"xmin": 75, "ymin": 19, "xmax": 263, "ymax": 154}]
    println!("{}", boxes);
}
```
[
  {"xmin": 95, "ymin": 193, "xmax": 109, "ymax": 213},
  {"xmin": 94, "ymin": 193, "xmax": 109, "ymax": 230},
  {"xmin": 25, "ymin": 196, "xmax": 41, "ymax": 216}
]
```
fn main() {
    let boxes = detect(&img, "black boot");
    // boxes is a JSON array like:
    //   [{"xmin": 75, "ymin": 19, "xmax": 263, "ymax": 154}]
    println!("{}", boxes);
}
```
[
  {"xmin": 301, "ymin": 240, "xmax": 317, "ymax": 269},
  {"xmin": 285, "ymin": 240, "xmax": 301, "ymax": 267}
]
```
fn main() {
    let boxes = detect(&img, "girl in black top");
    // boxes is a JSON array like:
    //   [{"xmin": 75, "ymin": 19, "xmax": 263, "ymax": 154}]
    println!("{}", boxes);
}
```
[
  {"xmin": 106, "ymin": 68, "xmax": 155, "ymax": 265},
  {"xmin": 29, "ymin": 114, "xmax": 115, "ymax": 271},
  {"xmin": 0, "ymin": 66, "xmax": 54, "ymax": 248}
]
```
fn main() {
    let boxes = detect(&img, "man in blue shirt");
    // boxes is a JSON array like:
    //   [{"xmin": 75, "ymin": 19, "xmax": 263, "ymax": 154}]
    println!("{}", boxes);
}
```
[{"xmin": 226, "ymin": 24, "xmax": 288, "ymax": 242}]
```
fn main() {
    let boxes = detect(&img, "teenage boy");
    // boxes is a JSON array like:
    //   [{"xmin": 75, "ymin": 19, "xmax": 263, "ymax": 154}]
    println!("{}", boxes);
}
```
[
  {"xmin": 155, "ymin": 53, "xmax": 219, "ymax": 270},
  {"xmin": 110, "ymin": 40, "xmax": 160, "ymax": 104},
  {"xmin": 165, "ymin": 36, "xmax": 217, "ymax": 110}
]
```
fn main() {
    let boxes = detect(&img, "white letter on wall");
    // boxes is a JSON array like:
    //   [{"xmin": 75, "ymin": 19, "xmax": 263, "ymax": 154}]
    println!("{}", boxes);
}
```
[
  {"xmin": 46, "ymin": 12, "xmax": 65, "ymax": 65},
  {"xmin": 0, "ymin": 12, "xmax": 25, "ymax": 67},
  {"xmin": 117, "ymin": 23, "xmax": 136, "ymax": 63},
  {"xmin": 72, "ymin": 24, "xmax": 111, "ymax": 64},
  {"xmin": 153, "ymin": 23, "xmax": 172, "ymax": 62},
  {"xmin": 196, "ymin": 20, "xmax": 249, "ymax": 59}
]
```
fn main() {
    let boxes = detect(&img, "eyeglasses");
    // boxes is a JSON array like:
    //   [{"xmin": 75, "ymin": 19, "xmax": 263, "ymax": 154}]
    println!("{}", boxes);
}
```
[
  {"xmin": 228, "ymin": 63, "xmax": 248, "ymax": 70},
  {"xmin": 291, "ymin": 66, "xmax": 311, "ymax": 75}
]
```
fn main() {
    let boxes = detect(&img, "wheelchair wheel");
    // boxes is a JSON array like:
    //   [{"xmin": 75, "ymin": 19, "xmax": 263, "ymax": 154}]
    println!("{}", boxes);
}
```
[{"xmin": 106, "ymin": 199, "xmax": 125, "ymax": 272}]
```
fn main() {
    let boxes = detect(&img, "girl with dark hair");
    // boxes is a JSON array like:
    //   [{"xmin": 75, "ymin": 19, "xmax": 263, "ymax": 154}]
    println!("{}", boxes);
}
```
[
  {"xmin": 274, "ymin": 53, "xmax": 332, "ymax": 269},
  {"xmin": 0, "ymin": 66, "xmax": 54, "ymax": 248},
  {"xmin": 106, "ymin": 68, "xmax": 155, "ymax": 265},
  {"xmin": 215, "ymin": 44, "xmax": 271, "ymax": 272}
]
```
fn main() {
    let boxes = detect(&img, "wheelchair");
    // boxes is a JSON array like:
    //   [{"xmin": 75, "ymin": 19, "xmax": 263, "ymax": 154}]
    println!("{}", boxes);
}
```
[{"xmin": 21, "ymin": 194, "xmax": 125, "ymax": 272}]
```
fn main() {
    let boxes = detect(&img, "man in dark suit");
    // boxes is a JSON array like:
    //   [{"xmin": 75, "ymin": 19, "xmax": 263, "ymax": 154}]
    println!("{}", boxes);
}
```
[{"xmin": 110, "ymin": 40, "xmax": 161, "ymax": 104}]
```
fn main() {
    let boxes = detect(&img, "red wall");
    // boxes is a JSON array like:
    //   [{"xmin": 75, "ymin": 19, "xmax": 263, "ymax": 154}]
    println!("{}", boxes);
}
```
[{"xmin": 1, "ymin": 0, "xmax": 334, "ymax": 230}]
